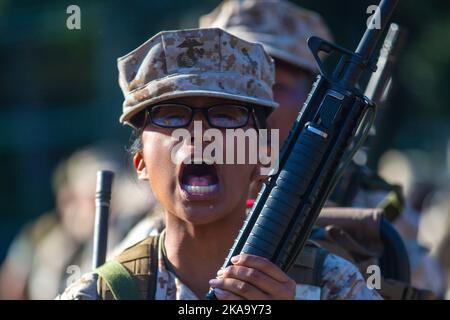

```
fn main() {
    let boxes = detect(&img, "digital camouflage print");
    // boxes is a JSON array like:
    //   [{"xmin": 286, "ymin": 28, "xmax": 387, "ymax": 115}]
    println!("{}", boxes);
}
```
[
  {"xmin": 199, "ymin": 0, "xmax": 333, "ymax": 73},
  {"xmin": 117, "ymin": 28, "xmax": 278, "ymax": 127},
  {"xmin": 57, "ymin": 233, "xmax": 382, "ymax": 300}
]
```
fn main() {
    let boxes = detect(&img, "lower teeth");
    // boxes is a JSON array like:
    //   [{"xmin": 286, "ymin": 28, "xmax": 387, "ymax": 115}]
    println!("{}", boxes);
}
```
[{"xmin": 183, "ymin": 184, "xmax": 218, "ymax": 195}]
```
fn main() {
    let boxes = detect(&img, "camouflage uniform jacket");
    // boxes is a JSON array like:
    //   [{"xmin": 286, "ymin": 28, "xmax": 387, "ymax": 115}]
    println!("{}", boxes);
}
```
[{"xmin": 57, "ymin": 235, "xmax": 382, "ymax": 300}]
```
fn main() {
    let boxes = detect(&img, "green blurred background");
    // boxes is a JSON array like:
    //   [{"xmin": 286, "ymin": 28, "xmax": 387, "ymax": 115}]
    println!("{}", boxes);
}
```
[{"xmin": 1, "ymin": 0, "xmax": 449, "ymax": 263}]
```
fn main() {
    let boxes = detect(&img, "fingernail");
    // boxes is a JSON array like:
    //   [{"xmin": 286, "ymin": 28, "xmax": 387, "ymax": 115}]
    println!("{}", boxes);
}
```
[
  {"xmin": 217, "ymin": 268, "xmax": 225, "ymax": 276},
  {"xmin": 214, "ymin": 288, "xmax": 226, "ymax": 298},
  {"xmin": 209, "ymin": 279, "xmax": 219, "ymax": 286},
  {"xmin": 231, "ymin": 255, "xmax": 240, "ymax": 264}
]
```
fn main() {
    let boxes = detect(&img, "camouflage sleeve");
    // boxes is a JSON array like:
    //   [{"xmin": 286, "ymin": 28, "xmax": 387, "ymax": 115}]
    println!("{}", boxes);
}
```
[
  {"xmin": 320, "ymin": 253, "xmax": 383, "ymax": 300},
  {"xmin": 55, "ymin": 272, "xmax": 100, "ymax": 300}
]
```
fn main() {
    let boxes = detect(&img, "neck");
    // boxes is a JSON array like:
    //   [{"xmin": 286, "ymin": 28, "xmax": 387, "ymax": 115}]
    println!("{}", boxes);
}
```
[{"xmin": 163, "ymin": 206, "xmax": 246, "ymax": 298}]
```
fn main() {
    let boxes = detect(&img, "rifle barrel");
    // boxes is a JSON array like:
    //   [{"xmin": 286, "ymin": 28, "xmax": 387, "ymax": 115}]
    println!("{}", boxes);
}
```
[
  {"xmin": 342, "ymin": 0, "xmax": 399, "ymax": 87},
  {"xmin": 92, "ymin": 170, "xmax": 114, "ymax": 269},
  {"xmin": 365, "ymin": 23, "xmax": 405, "ymax": 103}
]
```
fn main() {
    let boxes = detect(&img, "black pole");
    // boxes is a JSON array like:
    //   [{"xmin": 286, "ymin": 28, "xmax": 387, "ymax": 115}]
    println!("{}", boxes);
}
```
[
  {"xmin": 92, "ymin": 170, "xmax": 114, "ymax": 269},
  {"xmin": 341, "ymin": 0, "xmax": 399, "ymax": 87}
]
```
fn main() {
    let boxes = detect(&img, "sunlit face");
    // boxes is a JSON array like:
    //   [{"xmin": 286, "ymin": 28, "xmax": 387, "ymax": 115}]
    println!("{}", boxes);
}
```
[
  {"xmin": 134, "ymin": 96, "xmax": 261, "ymax": 225},
  {"xmin": 269, "ymin": 60, "xmax": 314, "ymax": 145}
]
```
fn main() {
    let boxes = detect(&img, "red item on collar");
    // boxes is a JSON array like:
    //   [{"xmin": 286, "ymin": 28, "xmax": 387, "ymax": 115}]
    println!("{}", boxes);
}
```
[{"xmin": 246, "ymin": 199, "xmax": 256, "ymax": 208}]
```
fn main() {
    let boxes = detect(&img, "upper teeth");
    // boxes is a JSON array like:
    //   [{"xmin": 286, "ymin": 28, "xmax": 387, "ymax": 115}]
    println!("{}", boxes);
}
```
[{"xmin": 183, "ymin": 184, "xmax": 218, "ymax": 195}]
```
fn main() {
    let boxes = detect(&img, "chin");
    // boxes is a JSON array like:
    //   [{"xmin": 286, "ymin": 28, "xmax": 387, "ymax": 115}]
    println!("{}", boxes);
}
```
[{"xmin": 177, "ymin": 201, "xmax": 230, "ymax": 226}]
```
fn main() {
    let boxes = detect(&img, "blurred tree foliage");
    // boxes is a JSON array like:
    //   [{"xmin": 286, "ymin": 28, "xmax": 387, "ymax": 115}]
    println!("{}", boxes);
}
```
[{"xmin": 0, "ymin": 0, "xmax": 449, "ymax": 262}]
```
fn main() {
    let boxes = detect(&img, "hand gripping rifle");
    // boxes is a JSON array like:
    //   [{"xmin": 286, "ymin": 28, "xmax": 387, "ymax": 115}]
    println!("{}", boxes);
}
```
[{"xmin": 206, "ymin": 0, "xmax": 399, "ymax": 299}]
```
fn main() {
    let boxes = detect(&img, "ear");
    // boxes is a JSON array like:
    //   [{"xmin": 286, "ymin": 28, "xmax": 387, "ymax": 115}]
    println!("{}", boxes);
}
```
[
  {"xmin": 133, "ymin": 152, "xmax": 149, "ymax": 181},
  {"xmin": 248, "ymin": 164, "xmax": 267, "ymax": 199}
]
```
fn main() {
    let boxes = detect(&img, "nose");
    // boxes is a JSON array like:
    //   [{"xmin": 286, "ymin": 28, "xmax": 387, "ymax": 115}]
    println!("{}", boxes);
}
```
[
  {"xmin": 186, "ymin": 110, "xmax": 213, "ymax": 152},
  {"xmin": 187, "ymin": 110, "xmax": 211, "ymax": 131}
]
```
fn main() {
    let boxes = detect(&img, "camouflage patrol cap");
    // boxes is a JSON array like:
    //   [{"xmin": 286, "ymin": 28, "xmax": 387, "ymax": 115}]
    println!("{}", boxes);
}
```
[
  {"xmin": 118, "ymin": 27, "xmax": 278, "ymax": 127},
  {"xmin": 199, "ymin": 0, "xmax": 333, "ymax": 73}
]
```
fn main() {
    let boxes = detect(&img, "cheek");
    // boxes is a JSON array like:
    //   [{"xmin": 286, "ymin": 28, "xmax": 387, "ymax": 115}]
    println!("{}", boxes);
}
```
[
  {"xmin": 267, "ymin": 107, "xmax": 297, "ymax": 144},
  {"xmin": 141, "ymin": 131, "xmax": 179, "ymax": 197},
  {"xmin": 220, "ymin": 164, "xmax": 256, "ymax": 200},
  {"xmin": 272, "ymin": 84, "xmax": 311, "ymax": 144},
  {"xmin": 274, "ymin": 90, "xmax": 295, "ymax": 112},
  {"xmin": 142, "ymin": 131, "xmax": 172, "ymax": 158},
  {"xmin": 273, "ymin": 87, "xmax": 305, "ymax": 113}
]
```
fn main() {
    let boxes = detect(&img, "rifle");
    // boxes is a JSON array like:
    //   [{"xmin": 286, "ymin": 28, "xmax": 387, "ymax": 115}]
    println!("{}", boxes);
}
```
[
  {"xmin": 92, "ymin": 170, "xmax": 114, "ymax": 269},
  {"xmin": 361, "ymin": 22, "xmax": 407, "ymax": 159},
  {"xmin": 365, "ymin": 23, "xmax": 406, "ymax": 109},
  {"xmin": 330, "ymin": 23, "xmax": 407, "ymax": 209},
  {"xmin": 206, "ymin": 0, "xmax": 398, "ymax": 299}
]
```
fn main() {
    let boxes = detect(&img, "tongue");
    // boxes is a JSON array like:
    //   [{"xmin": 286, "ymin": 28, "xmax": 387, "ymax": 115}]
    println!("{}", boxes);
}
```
[{"xmin": 185, "ymin": 174, "xmax": 215, "ymax": 186}]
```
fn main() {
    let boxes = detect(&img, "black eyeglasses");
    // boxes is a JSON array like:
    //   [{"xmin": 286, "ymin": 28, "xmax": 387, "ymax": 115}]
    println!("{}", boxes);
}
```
[{"xmin": 145, "ymin": 103, "xmax": 255, "ymax": 129}]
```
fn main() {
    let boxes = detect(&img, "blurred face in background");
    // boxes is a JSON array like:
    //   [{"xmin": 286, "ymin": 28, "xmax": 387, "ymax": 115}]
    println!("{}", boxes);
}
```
[
  {"xmin": 249, "ymin": 59, "xmax": 315, "ymax": 198},
  {"xmin": 269, "ymin": 59, "xmax": 315, "ymax": 145},
  {"xmin": 57, "ymin": 174, "xmax": 96, "ymax": 242}
]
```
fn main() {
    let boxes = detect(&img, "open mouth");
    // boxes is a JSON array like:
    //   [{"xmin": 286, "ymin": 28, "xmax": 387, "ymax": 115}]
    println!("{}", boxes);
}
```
[{"xmin": 180, "ymin": 162, "xmax": 219, "ymax": 198}]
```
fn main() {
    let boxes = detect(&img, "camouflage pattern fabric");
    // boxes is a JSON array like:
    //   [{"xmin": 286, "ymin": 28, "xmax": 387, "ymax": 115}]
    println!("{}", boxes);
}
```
[
  {"xmin": 199, "ymin": 0, "xmax": 333, "ymax": 72},
  {"xmin": 57, "ymin": 237, "xmax": 382, "ymax": 300},
  {"xmin": 118, "ymin": 27, "xmax": 278, "ymax": 127}
]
